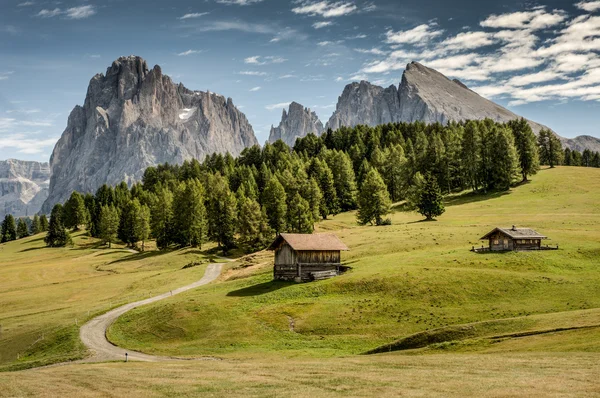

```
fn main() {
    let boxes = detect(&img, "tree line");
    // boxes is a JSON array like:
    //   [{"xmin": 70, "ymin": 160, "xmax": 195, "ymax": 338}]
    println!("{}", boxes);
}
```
[
  {"xmin": 1, "ymin": 213, "xmax": 48, "ymax": 243},
  {"xmin": 3, "ymin": 118, "xmax": 593, "ymax": 252}
]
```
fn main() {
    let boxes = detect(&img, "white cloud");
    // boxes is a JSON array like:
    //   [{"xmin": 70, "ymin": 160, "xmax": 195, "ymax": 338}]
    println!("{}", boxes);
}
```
[
  {"xmin": 238, "ymin": 71, "xmax": 268, "ymax": 76},
  {"xmin": 179, "ymin": 12, "xmax": 209, "ymax": 20},
  {"xmin": 217, "ymin": 0, "xmax": 265, "ymax": 4},
  {"xmin": 249, "ymin": 86, "xmax": 262, "ymax": 91},
  {"xmin": 480, "ymin": 8, "xmax": 566, "ymax": 30},
  {"xmin": 177, "ymin": 49, "xmax": 202, "ymax": 56},
  {"xmin": 313, "ymin": 21, "xmax": 333, "ymax": 29},
  {"xmin": 17, "ymin": 1, "xmax": 35, "ymax": 6},
  {"xmin": 355, "ymin": 48, "xmax": 387, "ymax": 55},
  {"xmin": 440, "ymin": 31, "xmax": 495, "ymax": 50},
  {"xmin": 278, "ymin": 74, "xmax": 297, "ymax": 79},
  {"xmin": 507, "ymin": 71, "xmax": 563, "ymax": 86},
  {"xmin": 0, "ymin": 133, "xmax": 57, "ymax": 154},
  {"xmin": 65, "ymin": 5, "xmax": 96, "ymax": 19},
  {"xmin": 292, "ymin": 1, "xmax": 357, "ymax": 18},
  {"xmin": 0, "ymin": 71, "xmax": 14, "ymax": 81},
  {"xmin": 346, "ymin": 33, "xmax": 367, "ymax": 39},
  {"xmin": 244, "ymin": 55, "xmax": 287, "ymax": 65},
  {"xmin": 317, "ymin": 40, "xmax": 343, "ymax": 46},
  {"xmin": 576, "ymin": 1, "xmax": 600, "ymax": 12},
  {"xmin": 35, "ymin": 5, "xmax": 96, "ymax": 19},
  {"xmin": 265, "ymin": 102, "xmax": 291, "ymax": 111},
  {"xmin": 386, "ymin": 24, "xmax": 443, "ymax": 46}
]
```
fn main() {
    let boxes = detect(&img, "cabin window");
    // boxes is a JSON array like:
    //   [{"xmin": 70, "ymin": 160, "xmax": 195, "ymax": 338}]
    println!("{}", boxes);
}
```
[
  {"xmin": 493, "ymin": 240, "xmax": 499, "ymax": 245},
  {"xmin": 504, "ymin": 239, "xmax": 508, "ymax": 245}
]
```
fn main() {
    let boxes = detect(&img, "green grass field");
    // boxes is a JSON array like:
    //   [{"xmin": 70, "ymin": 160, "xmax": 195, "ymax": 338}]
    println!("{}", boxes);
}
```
[
  {"xmin": 0, "ymin": 166, "xmax": 599, "ymax": 396},
  {"xmin": 107, "ymin": 166, "xmax": 600, "ymax": 358}
]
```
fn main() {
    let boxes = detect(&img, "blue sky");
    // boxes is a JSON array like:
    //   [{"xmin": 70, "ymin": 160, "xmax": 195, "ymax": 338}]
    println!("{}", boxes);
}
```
[{"xmin": 1, "ymin": 0, "xmax": 599, "ymax": 162}]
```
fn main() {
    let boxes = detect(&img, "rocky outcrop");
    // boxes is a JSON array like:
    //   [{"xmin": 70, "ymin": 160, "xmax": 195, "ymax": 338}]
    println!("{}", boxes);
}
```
[
  {"xmin": 43, "ymin": 55, "xmax": 258, "ymax": 212},
  {"xmin": 326, "ymin": 81, "xmax": 401, "ymax": 131},
  {"xmin": 269, "ymin": 102, "xmax": 323, "ymax": 146},
  {"xmin": 0, "ymin": 159, "xmax": 49, "ymax": 218},
  {"xmin": 325, "ymin": 61, "xmax": 600, "ymax": 150}
]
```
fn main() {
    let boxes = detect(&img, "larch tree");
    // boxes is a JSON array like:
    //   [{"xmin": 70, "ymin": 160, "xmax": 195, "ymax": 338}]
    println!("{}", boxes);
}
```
[
  {"xmin": 416, "ymin": 173, "xmax": 445, "ymax": 221},
  {"xmin": 538, "ymin": 129, "xmax": 563, "ymax": 168},
  {"xmin": 99, "ymin": 205, "xmax": 119, "ymax": 248},
  {"xmin": 207, "ymin": 174, "xmax": 238, "ymax": 255},
  {"xmin": 134, "ymin": 204, "xmax": 151, "ymax": 252},
  {"xmin": 30, "ymin": 214, "xmax": 41, "ymax": 235},
  {"xmin": 237, "ymin": 196, "xmax": 272, "ymax": 253},
  {"xmin": 490, "ymin": 127, "xmax": 520, "ymax": 191},
  {"xmin": 150, "ymin": 187, "xmax": 174, "ymax": 250},
  {"xmin": 262, "ymin": 177, "xmax": 287, "ymax": 234},
  {"xmin": 45, "ymin": 204, "xmax": 72, "ymax": 247},
  {"xmin": 287, "ymin": 192, "xmax": 314, "ymax": 233},
  {"xmin": 63, "ymin": 191, "xmax": 89, "ymax": 231},
  {"xmin": 1, "ymin": 214, "xmax": 17, "ymax": 243},
  {"xmin": 509, "ymin": 118, "xmax": 539, "ymax": 182},
  {"xmin": 357, "ymin": 168, "xmax": 392, "ymax": 226},
  {"xmin": 17, "ymin": 218, "xmax": 29, "ymax": 239},
  {"xmin": 39, "ymin": 214, "xmax": 49, "ymax": 232},
  {"xmin": 173, "ymin": 179, "xmax": 208, "ymax": 248}
]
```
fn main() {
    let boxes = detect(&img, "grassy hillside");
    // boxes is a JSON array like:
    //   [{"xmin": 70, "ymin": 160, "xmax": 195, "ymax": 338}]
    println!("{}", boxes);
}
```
[
  {"xmin": 0, "ymin": 234, "xmax": 216, "ymax": 370},
  {"xmin": 107, "ymin": 167, "xmax": 600, "ymax": 357}
]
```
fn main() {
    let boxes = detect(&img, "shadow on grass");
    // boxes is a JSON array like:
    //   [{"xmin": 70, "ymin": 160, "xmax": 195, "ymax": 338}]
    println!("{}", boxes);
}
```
[
  {"xmin": 108, "ymin": 250, "xmax": 165, "ymax": 264},
  {"xmin": 444, "ymin": 190, "xmax": 510, "ymax": 207},
  {"xmin": 226, "ymin": 280, "xmax": 295, "ymax": 297},
  {"xmin": 23, "ymin": 236, "xmax": 45, "ymax": 244},
  {"xmin": 19, "ymin": 246, "xmax": 46, "ymax": 252},
  {"xmin": 72, "ymin": 240, "xmax": 105, "ymax": 251}
]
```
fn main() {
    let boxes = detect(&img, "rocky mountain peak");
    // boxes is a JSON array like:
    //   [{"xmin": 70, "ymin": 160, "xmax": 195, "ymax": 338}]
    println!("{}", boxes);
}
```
[
  {"xmin": 43, "ymin": 55, "xmax": 258, "ymax": 212},
  {"xmin": 269, "ymin": 102, "xmax": 323, "ymax": 146},
  {"xmin": 0, "ymin": 159, "xmax": 50, "ymax": 218}
]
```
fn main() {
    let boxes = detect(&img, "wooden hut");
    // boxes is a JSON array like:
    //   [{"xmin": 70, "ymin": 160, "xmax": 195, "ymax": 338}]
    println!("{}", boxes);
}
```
[
  {"xmin": 268, "ymin": 233, "xmax": 349, "ymax": 282},
  {"xmin": 478, "ymin": 226, "xmax": 549, "ymax": 252}
]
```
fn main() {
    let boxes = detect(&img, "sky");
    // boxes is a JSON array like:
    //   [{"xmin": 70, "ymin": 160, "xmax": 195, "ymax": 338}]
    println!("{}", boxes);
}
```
[{"xmin": 1, "ymin": 0, "xmax": 599, "ymax": 162}]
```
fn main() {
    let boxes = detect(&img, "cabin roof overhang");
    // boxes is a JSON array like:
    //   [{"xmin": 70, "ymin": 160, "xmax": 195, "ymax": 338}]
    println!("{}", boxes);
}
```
[
  {"xmin": 480, "ymin": 227, "xmax": 547, "ymax": 240},
  {"xmin": 268, "ymin": 233, "xmax": 349, "ymax": 252}
]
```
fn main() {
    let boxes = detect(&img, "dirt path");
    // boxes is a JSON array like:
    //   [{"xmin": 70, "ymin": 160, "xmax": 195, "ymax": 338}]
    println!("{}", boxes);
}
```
[{"xmin": 79, "ymin": 262, "xmax": 224, "ymax": 363}]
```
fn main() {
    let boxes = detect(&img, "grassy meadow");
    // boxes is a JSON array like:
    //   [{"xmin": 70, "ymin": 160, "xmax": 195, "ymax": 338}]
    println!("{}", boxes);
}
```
[{"xmin": 0, "ymin": 166, "xmax": 599, "ymax": 396}]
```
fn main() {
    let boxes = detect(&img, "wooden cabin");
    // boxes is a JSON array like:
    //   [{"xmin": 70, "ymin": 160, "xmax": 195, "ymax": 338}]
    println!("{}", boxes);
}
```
[
  {"xmin": 268, "ymin": 233, "xmax": 349, "ymax": 282},
  {"xmin": 478, "ymin": 226, "xmax": 549, "ymax": 252}
]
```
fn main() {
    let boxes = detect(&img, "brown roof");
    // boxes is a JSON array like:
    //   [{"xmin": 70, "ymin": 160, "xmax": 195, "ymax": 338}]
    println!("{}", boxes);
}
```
[
  {"xmin": 268, "ymin": 233, "xmax": 349, "ymax": 251},
  {"xmin": 480, "ymin": 227, "xmax": 548, "ymax": 240}
]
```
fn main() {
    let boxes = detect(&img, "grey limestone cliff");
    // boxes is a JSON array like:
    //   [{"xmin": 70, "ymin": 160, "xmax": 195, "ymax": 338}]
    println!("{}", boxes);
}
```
[
  {"xmin": 268, "ymin": 102, "xmax": 323, "ymax": 146},
  {"xmin": 43, "ymin": 55, "xmax": 258, "ymax": 212},
  {"xmin": 0, "ymin": 159, "xmax": 49, "ymax": 218}
]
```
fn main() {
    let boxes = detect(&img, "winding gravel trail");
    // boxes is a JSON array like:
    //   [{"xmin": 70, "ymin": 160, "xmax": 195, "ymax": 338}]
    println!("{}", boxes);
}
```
[{"xmin": 79, "ymin": 262, "xmax": 224, "ymax": 363}]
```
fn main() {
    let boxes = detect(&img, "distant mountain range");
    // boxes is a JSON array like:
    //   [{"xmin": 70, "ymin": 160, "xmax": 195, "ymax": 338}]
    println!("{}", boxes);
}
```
[
  {"xmin": 269, "ymin": 62, "xmax": 600, "ymax": 153},
  {"xmin": 0, "ymin": 159, "xmax": 49, "ymax": 219},
  {"xmin": 1, "ymin": 56, "xmax": 595, "ymax": 215}
]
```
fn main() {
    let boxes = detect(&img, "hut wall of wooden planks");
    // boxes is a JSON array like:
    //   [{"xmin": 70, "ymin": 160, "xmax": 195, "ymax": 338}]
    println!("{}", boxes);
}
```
[
  {"xmin": 475, "ymin": 226, "xmax": 556, "ymax": 252},
  {"xmin": 268, "ymin": 233, "xmax": 349, "ymax": 282}
]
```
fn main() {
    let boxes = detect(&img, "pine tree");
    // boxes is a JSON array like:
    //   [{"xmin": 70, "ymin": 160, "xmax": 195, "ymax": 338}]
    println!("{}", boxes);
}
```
[
  {"xmin": 308, "ymin": 159, "xmax": 338, "ymax": 219},
  {"xmin": 99, "ymin": 205, "xmax": 119, "ymax": 248},
  {"xmin": 382, "ymin": 144, "xmax": 406, "ymax": 202},
  {"xmin": 45, "ymin": 204, "xmax": 72, "ymax": 247},
  {"xmin": 63, "ymin": 191, "xmax": 88, "ymax": 231},
  {"xmin": 1, "ymin": 214, "xmax": 17, "ymax": 242},
  {"xmin": 207, "ymin": 174, "xmax": 238, "ymax": 255},
  {"xmin": 357, "ymin": 169, "xmax": 392, "ymax": 226},
  {"xmin": 237, "ymin": 197, "xmax": 272, "ymax": 253},
  {"xmin": 416, "ymin": 173, "xmax": 445, "ymax": 221},
  {"xmin": 17, "ymin": 218, "xmax": 29, "ymax": 239},
  {"xmin": 30, "ymin": 214, "xmax": 41, "ymax": 235},
  {"xmin": 151, "ymin": 187, "xmax": 174, "ymax": 250},
  {"xmin": 287, "ymin": 192, "xmax": 314, "ymax": 233},
  {"xmin": 538, "ymin": 129, "xmax": 563, "ymax": 168},
  {"xmin": 509, "ymin": 118, "xmax": 539, "ymax": 182},
  {"xmin": 39, "ymin": 214, "xmax": 49, "ymax": 232},
  {"xmin": 304, "ymin": 178, "xmax": 323, "ymax": 223},
  {"xmin": 326, "ymin": 150, "xmax": 357, "ymax": 211},
  {"xmin": 263, "ymin": 177, "xmax": 287, "ymax": 234}
]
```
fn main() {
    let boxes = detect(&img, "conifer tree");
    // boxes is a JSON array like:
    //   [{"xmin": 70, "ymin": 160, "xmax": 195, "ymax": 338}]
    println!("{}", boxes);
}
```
[
  {"xmin": 151, "ymin": 187, "xmax": 174, "ymax": 250},
  {"xmin": 173, "ymin": 180, "xmax": 207, "ymax": 248},
  {"xmin": 39, "ymin": 214, "xmax": 49, "ymax": 232},
  {"xmin": 382, "ymin": 144, "xmax": 406, "ymax": 202},
  {"xmin": 30, "ymin": 214, "xmax": 41, "ymax": 235},
  {"xmin": 304, "ymin": 178, "xmax": 323, "ymax": 223},
  {"xmin": 416, "ymin": 173, "xmax": 445, "ymax": 221},
  {"xmin": 538, "ymin": 129, "xmax": 563, "ymax": 168},
  {"xmin": 237, "ymin": 197, "xmax": 272, "ymax": 253},
  {"xmin": 1, "ymin": 214, "xmax": 17, "ymax": 242},
  {"xmin": 17, "ymin": 218, "xmax": 29, "ymax": 239},
  {"xmin": 490, "ymin": 127, "xmax": 520, "ymax": 190},
  {"xmin": 263, "ymin": 177, "xmax": 287, "ymax": 234},
  {"xmin": 45, "ymin": 204, "xmax": 72, "ymax": 247},
  {"xmin": 99, "ymin": 205, "xmax": 119, "ymax": 248},
  {"xmin": 308, "ymin": 158, "xmax": 338, "ymax": 219},
  {"xmin": 288, "ymin": 192, "xmax": 314, "ymax": 233},
  {"xmin": 134, "ymin": 204, "xmax": 151, "ymax": 251},
  {"xmin": 357, "ymin": 169, "xmax": 392, "ymax": 226},
  {"xmin": 64, "ymin": 191, "xmax": 88, "ymax": 231},
  {"xmin": 327, "ymin": 150, "xmax": 357, "ymax": 211},
  {"xmin": 207, "ymin": 174, "xmax": 237, "ymax": 254},
  {"xmin": 509, "ymin": 118, "xmax": 539, "ymax": 182}
]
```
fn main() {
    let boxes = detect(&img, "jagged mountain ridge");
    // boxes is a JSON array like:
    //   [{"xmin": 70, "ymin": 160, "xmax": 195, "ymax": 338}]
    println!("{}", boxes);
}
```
[
  {"xmin": 42, "ymin": 56, "xmax": 258, "ymax": 212},
  {"xmin": 268, "ymin": 102, "xmax": 323, "ymax": 146},
  {"xmin": 0, "ymin": 159, "xmax": 49, "ymax": 218}
]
